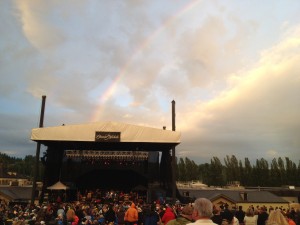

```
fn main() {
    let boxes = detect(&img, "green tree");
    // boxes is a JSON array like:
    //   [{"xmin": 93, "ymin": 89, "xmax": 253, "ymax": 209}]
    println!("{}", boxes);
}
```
[
  {"xmin": 285, "ymin": 157, "xmax": 297, "ymax": 185},
  {"xmin": 252, "ymin": 158, "xmax": 269, "ymax": 186},
  {"xmin": 185, "ymin": 157, "xmax": 199, "ymax": 181},
  {"xmin": 243, "ymin": 158, "xmax": 253, "ymax": 186},
  {"xmin": 297, "ymin": 161, "xmax": 300, "ymax": 186},
  {"xmin": 270, "ymin": 158, "xmax": 280, "ymax": 186},
  {"xmin": 209, "ymin": 156, "xmax": 225, "ymax": 186},
  {"xmin": 199, "ymin": 163, "xmax": 211, "ymax": 185},
  {"xmin": 278, "ymin": 157, "xmax": 286, "ymax": 184},
  {"xmin": 238, "ymin": 160, "xmax": 245, "ymax": 186},
  {"xmin": 224, "ymin": 155, "xmax": 240, "ymax": 183},
  {"xmin": 177, "ymin": 158, "xmax": 187, "ymax": 182}
]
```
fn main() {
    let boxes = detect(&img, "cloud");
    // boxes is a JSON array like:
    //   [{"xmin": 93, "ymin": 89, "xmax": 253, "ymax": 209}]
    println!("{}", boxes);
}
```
[
  {"xmin": 176, "ymin": 25, "xmax": 300, "ymax": 163},
  {"xmin": 1, "ymin": 1, "xmax": 300, "ymax": 165}
]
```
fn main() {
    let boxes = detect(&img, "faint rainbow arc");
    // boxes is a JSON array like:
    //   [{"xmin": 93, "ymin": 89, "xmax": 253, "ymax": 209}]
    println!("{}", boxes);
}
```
[{"xmin": 90, "ymin": 0, "xmax": 201, "ymax": 122}]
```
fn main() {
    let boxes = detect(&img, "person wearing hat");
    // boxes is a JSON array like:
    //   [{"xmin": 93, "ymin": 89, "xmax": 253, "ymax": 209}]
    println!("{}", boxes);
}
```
[{"xmin": 167, "ymin": 204, "xmax": 194, "ymax": 225}]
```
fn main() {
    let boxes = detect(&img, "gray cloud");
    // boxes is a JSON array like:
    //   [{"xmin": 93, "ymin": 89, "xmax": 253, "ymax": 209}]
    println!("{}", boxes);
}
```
[{"xmin": 1, "ymin": 1, "xmax": 300, "ymax": 165}]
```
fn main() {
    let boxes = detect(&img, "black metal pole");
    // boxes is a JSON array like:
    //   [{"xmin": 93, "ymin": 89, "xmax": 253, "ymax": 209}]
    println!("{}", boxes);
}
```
[
  {"xmin": 31, "ymin": 95, "xmax": 46, "ymax": 205},
  {"xmin": 171, "ymin": 100, "xmax": 176, "ymax": 202}
]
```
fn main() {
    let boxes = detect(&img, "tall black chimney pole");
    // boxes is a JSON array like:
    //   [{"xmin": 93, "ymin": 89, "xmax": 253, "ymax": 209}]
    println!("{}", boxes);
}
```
[
  {"xmin": 171, "ymin": 100, "xmax": 176, "ymax": 202},
  {"xmin": 31, "ymin": 95, "xmax": 46, "ymax": 205}
]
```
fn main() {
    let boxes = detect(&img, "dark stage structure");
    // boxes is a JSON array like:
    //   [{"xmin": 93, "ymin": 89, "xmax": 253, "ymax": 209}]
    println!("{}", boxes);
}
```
[{"xmin": 31, "ymin": 120, "xmax": 181, "ymax": 203}]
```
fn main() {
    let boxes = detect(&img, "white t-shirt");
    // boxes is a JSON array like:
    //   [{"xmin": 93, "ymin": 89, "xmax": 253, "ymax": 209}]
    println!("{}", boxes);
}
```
[{"xmin": 244, "ymin": 215, "xmax": 258, "ymax": 225}]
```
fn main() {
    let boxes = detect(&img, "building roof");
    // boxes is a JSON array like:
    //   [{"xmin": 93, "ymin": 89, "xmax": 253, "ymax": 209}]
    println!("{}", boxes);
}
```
[
  {"xmin": 0, "ymin": 186, "xmax": 32, "ymax": 202},
  {"xmin": 179, "ymin": 189, "xmax": 289, "ymax": 204}
]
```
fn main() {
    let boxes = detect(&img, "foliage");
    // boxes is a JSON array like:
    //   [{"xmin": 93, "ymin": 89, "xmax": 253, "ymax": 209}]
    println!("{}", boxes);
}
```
[
  {"xmin": 1, "ymin": 152, "xmax": 299, "ymax": 187},
  {"xmin": 0, "ymin": 153, "xmax": 43, "ymax": 181},
  {"xmin": 176, "ymin": 155, "xmax": 300, "ymax": 187}
]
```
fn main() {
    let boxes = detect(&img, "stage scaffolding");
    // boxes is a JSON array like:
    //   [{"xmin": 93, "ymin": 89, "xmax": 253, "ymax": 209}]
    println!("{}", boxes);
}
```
[{"xmin": 65, "ymin": 150, "xmax": 149, "ymax": 161}]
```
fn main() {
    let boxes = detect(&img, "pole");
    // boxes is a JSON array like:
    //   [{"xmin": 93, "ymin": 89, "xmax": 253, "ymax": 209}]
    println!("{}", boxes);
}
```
[
  {"xmin": 31, "ymin": 95, "xmax": 46, "ymax": 205},
  {"xmin": 171, "ymin": 100, "xmax": 176, "ymax": 202}
]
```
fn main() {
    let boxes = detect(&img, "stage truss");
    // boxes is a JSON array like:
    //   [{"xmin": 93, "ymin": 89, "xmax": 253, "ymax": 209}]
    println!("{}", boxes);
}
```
[{"xmin": 65, "ymin": 150, "xmax": 149, "ymax": 162}]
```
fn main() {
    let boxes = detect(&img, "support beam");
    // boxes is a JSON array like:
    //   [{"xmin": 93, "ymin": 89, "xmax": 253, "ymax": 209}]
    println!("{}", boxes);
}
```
[
  {"xmin": 171, "ymin": 100, "xmax": 176, "ymax": 202},
  {"xmin": 31, "ymin": 95, "xmax": 46, "ymax": 205}
]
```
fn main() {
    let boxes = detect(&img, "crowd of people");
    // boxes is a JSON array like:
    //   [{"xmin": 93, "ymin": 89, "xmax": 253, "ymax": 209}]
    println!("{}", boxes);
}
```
[
  {"xmin": 0, "ymin": 189, "xmax": 299, "ymax": 225},
  {"xmin": 212, "ymin": 203, "xmax": 300, "ymax": 225}
]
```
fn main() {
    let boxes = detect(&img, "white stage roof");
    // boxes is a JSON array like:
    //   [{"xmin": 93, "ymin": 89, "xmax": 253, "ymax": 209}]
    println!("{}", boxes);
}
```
[{"xmin": 31, "ymin": 121, "xmax": 180, "ymax": 150}]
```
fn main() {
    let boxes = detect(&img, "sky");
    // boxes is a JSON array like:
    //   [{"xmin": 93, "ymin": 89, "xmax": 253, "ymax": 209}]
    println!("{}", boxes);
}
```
[{"xmin": 1, "ymin": 0, "xmax": 300, "ymax": 165}]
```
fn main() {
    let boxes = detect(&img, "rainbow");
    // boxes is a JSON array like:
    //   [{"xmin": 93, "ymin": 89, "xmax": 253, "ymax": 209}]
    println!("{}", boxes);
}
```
[{"xmin": 90, "ymin": 0, "xmax": 201, "ymax": 122}]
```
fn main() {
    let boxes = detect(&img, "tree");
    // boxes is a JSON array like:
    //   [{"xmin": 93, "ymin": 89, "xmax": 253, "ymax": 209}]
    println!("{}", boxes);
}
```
[
  {"xmin": 278, "ymin": 157, "xmax": 286, "ymax": 184},
  {"xmin": 270, "ymin": 158, "xmax": 280, "ymax": 186},
  {"xmin": 199, "ymin": 163, "xmax": 211, "ymax": 185},
  {"xmin": 252, "ymin": 158, "xmax": 269, "ymax": 186},
  {"xmin": 185, "ymin": 157, "xmax": 199, "ymax": 181},
  {"xmin": 209, "ymin": 157, "xmax": 225, "ymax": 186},
  {"xmin": 224, "ymin": 155, "xmax": 240, "ymax": 183},
  {"xmin": 243, "ymin": 158, "xmax": 253, "ymax": 186},
  {"xmin": 177, "ymin": 158, "xmax": 187, "ymax": 182},
  {"xmin": 238, "ymin": 160, "xmax": 245, "ymax": 186},
  {"xmin": 297, "ymin": 161, "xmax": 300, "ymax": 186},
  {"xmin": 285, "ymin": 157, "xmax": 297, "ymax": 185}
]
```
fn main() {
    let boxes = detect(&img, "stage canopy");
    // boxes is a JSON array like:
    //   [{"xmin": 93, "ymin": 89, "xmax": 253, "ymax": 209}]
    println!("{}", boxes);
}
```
[
  {"xmin": 47, "ymin": 181, "xmax": 69, "ymax": 190},
  {"xmin": 31, "ymin": 121, "xmax": 181, "ymax": 151}
]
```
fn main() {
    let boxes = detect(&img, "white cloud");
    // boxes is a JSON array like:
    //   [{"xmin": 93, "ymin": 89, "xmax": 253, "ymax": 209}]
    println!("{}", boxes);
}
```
[
  {"xmin": 176, "ymin": 25, "xmax": 300, "ymax": 163},
  {"xmin": 1, "ymin": 0, "xmax": 300, "ymax": 165}
]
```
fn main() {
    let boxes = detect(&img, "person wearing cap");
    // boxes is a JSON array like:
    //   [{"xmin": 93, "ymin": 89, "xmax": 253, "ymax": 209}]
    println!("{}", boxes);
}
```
[
  {"xmin": 167, "ymin": 204, "xmax": 194, "ymax": 225},
  {"xmin": 187, "ymin": 198, "xmax": 217, "ymax": 225}
]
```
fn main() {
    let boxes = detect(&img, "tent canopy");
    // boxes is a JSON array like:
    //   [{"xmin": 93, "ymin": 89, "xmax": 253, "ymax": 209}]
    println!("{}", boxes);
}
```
[
  {"xmin": 31, "ymin": 121, "xmax": 180, "ymax": 151},
  {"xmin": 47, "ymin": 181, "xmax": 69, "ymax": 190}
]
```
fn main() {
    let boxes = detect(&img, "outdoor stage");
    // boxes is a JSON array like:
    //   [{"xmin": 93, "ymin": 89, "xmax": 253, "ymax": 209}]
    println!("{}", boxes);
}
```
[{"xmin": 31, "ymin": 121, "xmax": 181, "ymax": 202}]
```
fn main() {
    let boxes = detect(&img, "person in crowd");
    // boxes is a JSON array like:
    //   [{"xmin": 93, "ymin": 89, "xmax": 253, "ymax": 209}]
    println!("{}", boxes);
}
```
[
  {"xmin": 116, "ymin": 206, "xmax": 126, "ymax": 225},
  {"xmin": 187, "ymin": 198, "xmax": 217, "ymax": 225},
  {"xmin": 137, "ymin": 205, "xmax": 144, "ymax": 225},
  {"xmin": 83, "ymin": 208, "xmax": 93, "ymax": 224},
  {"xmin": 75, "ymin": 204, "xmax": 84, "ymax": 224},
  {"xmin": 124, "ymin": 203, "xmax": 138, "ymax": 225},
  {"xmin": 57, "ymin": 204, "xmax": 66, "ymax": 222},
  {"xmin": 0, "ymin": 214, "xmax": 5, "ymax": 225},
  {"xmin": 243, "ymin": 208, "xmax": 257, "ymax": 225},
  {"xmin": 56, "ymin": 213, "xmax": 64, "ymax": 225},
  {"xmin": 12, "ymin": 221, "xmax": 25, "ymax": 225},
  {"xmin": 295, "ymin": 208, "xmax": 300, "ymax": 225},
  {"xmin": 211, "ymin": 206, "xmax": 222, "ymax": 225},
  {"xmin": 288, "ymin": 208, "xmax": 296, "ymax": 222},
  {"xmin": 158, "ymin": 206, "xmax": 166, "ymax": 223},
  {"xmin": 44, "ymin": 204, "xmax": 55, "ymax": 223},
  {"xmin": 233, "ymin": 216, "xmax": 239, "ymax": 225},
  {"xmin": 66, "ymin": 208, "xmax": 79, "ymax": 225},
  {"xmin": 161, "ymin": 206, "xmax": 176, "ymax": 225},
  {"xmin": 167, "ymin": 204, "xmax": 194, "ymax": 225},
  {"xmin": 286, "ymin": 213, "xmax": 296, "ymax": 225},
  {"xmin": 266, "ymin": 209, "xmax": 288, "ymax": 225},
  {"xmin": 143, "ymin": 205, "xmax": 160, "ymax": 225},
  {"xmin": 35, "ymin": 206, "xmax": 47, "ymax": 224},
  {"xmin": 235, "ymin": 206, "xmax": 245, "ymax": 225},
  {"xmin": 103, "ymin": 204, "xmax": 116, "ymax": 225},
  {"xmin": 257, "ymin": 207, "xmax": 268, "ymax": 225},
  {"xmin": 220, "ymin": 204, "xmax": 236, "ymax": 225}
]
